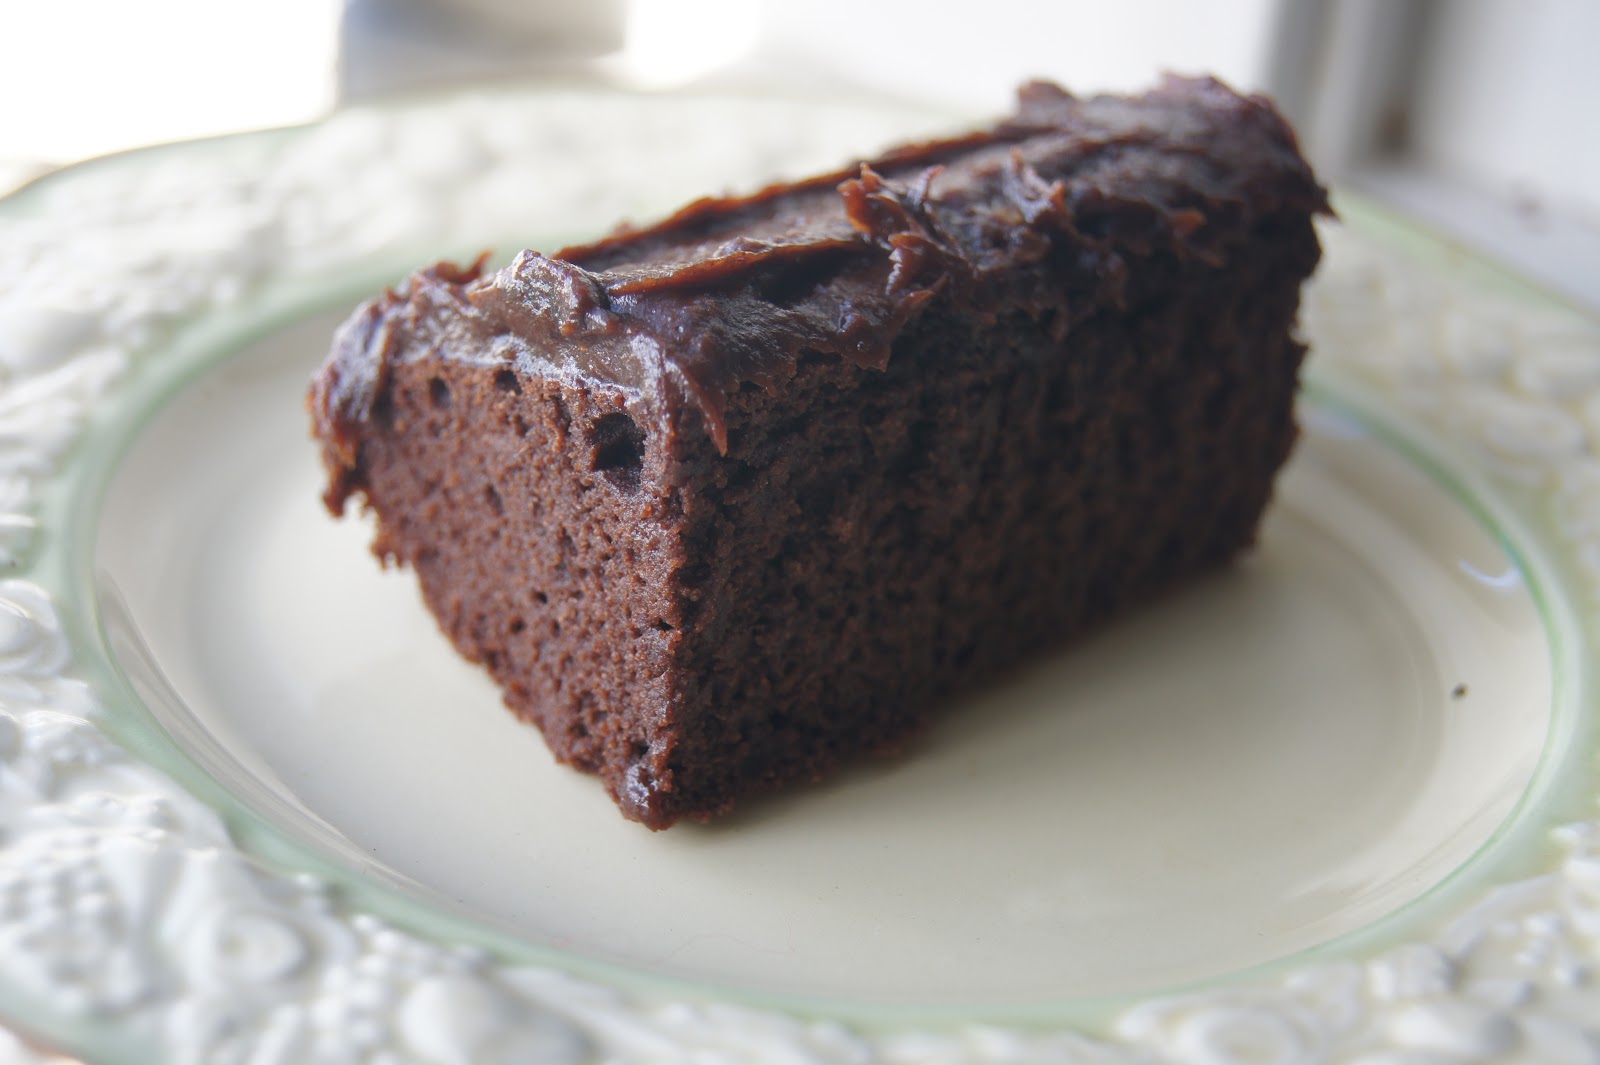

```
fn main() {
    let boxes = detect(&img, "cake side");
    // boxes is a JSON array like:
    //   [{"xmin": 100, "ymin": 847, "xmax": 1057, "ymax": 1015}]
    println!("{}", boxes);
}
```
[
  {"xmin": 310, "ymin": 274, "xmax": 688, "ymax": 791},
  {"xmin": 650, "ymin": 211, "xmax": 1317, "ymax": 824},
  {"xmin": 310, "ymin": 77, "xmax": 1329, "ymax": 827}
]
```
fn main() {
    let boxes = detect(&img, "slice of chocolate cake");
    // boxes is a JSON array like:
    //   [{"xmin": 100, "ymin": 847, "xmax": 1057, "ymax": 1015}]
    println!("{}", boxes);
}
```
[{"xmin": 309, "ymin": 77, "xmax": 1330, "ymax": 829}]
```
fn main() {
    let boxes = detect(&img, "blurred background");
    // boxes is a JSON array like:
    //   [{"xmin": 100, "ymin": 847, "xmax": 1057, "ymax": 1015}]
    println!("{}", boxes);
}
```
[{"xmin": 0, "ymin": 0, "xmax": 1595, "ymax": 297}]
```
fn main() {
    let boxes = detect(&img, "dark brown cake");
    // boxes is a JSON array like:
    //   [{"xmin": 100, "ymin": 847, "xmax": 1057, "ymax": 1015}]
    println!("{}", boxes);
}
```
[{"xmin": 310, "ymin": 77, "xmax": 1329, "ymax": 829}]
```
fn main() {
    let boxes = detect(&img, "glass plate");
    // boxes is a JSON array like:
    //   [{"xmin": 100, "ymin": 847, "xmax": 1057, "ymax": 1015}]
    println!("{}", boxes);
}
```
[{"xmin": 1, "ymin": 86, "xmax": 1598, "ymax": 1065}]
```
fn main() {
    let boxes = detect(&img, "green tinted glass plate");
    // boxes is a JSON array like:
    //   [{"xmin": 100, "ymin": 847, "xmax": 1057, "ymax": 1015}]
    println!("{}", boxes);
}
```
[{"xmin": 1, "ymin": 87, "xmax": 1597, "ymax": 1064}]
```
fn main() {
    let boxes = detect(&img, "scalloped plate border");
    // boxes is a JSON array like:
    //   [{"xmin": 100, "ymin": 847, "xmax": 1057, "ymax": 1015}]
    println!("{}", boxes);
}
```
[{"xmin": 2, "ymin": 86, "xmax": 1600, "ymax": 1065}]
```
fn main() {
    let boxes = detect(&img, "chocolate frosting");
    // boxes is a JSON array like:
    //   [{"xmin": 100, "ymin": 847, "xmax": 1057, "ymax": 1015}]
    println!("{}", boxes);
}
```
[{"xmin": 312, "ymin": 76, "xmax": 1330, "ymax": 457}]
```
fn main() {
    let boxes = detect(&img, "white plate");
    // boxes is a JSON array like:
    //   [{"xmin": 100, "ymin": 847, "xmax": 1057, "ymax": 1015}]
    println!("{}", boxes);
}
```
[{"xmin": 2, "ymin": 87, "xmax": 1598, "ymax": 1064}]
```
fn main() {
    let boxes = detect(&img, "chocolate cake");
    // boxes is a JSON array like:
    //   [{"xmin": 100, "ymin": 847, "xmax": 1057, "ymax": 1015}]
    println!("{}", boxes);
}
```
[{"xmin": 309, "ymin": 77, "xmax": 1330, "ymax": 829}]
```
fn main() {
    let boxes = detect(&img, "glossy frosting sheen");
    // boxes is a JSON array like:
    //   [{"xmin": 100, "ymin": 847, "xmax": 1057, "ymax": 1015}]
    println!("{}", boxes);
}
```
[{"xmin": 314, "ymin": 77, "xmax": 1330, "ymax": 455}]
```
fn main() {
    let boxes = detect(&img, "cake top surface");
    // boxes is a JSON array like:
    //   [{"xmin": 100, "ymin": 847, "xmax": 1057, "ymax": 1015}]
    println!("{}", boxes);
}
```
[{"xmin": 314, "ymin": 76, "xmax": 1329, "ymax": 454}]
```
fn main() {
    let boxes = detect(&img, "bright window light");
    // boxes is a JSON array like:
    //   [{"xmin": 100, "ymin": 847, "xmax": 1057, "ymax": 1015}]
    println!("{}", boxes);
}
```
[{"xmin": 0, "ymin": 0, "xmax": 339, "ymax": 164}]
